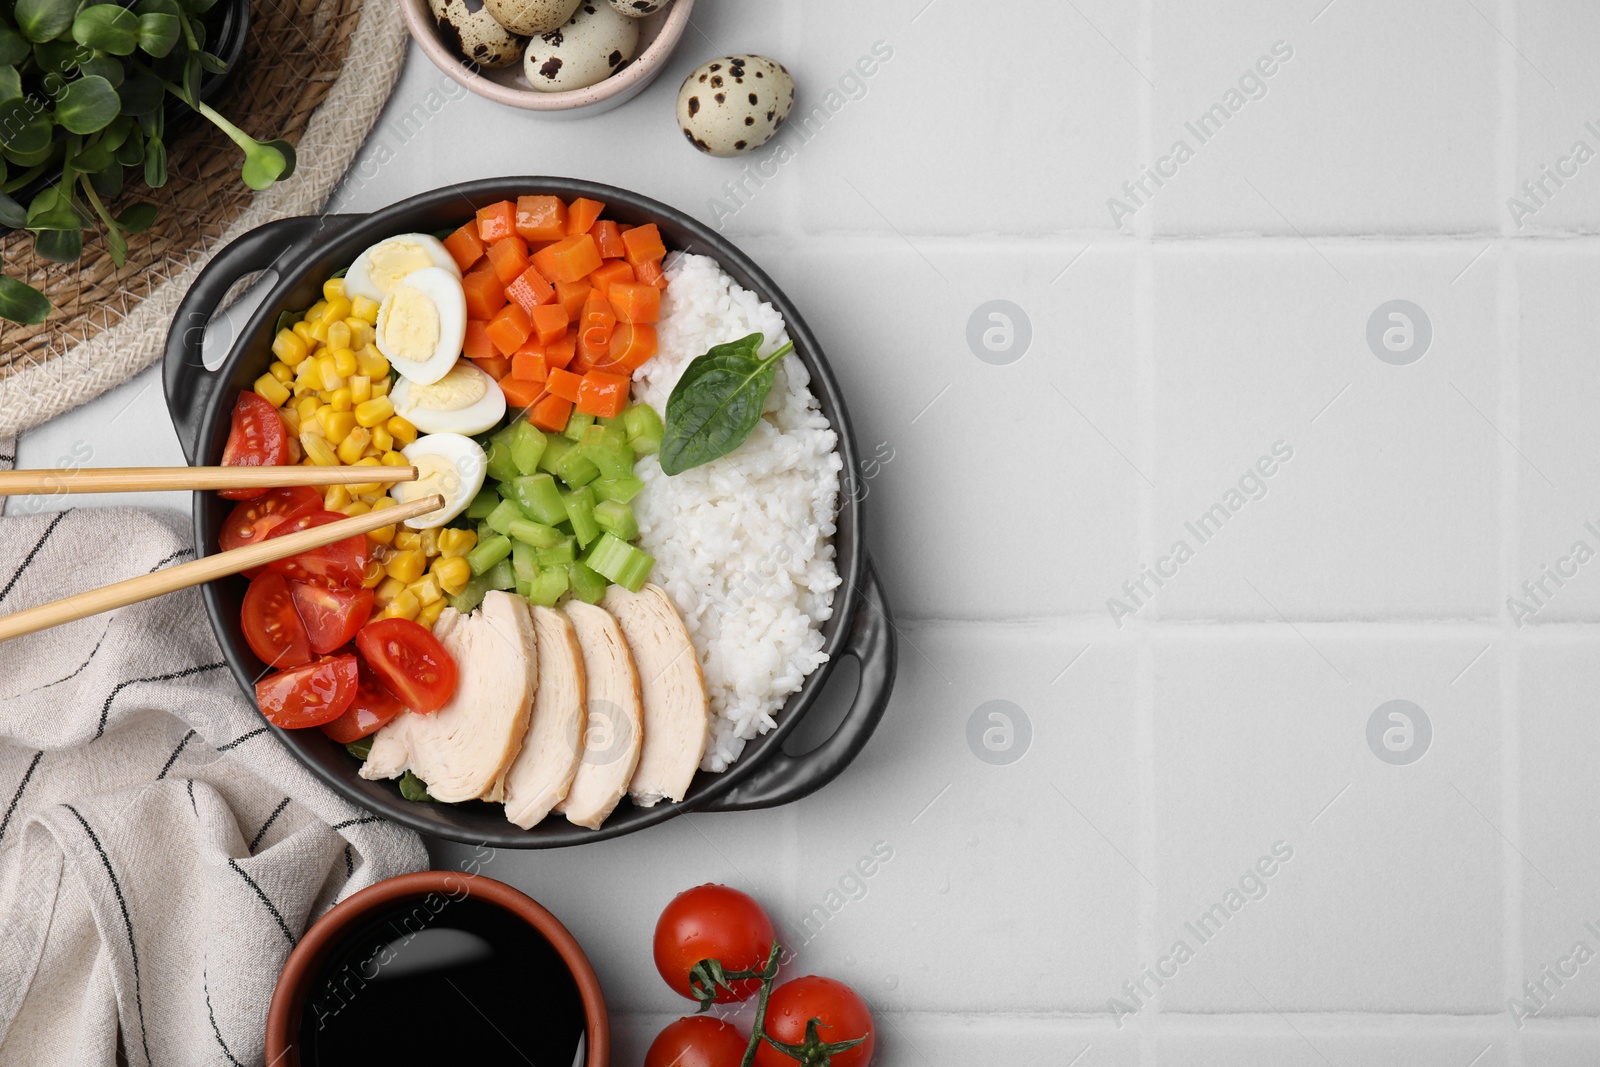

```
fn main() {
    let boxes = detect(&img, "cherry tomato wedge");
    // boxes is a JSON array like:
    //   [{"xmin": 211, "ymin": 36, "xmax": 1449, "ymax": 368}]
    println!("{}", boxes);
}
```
[
  {"xmin": 356, "ymin": 618, "xmax": 458, "ymax": 714},
  {"xmin": 645, "ymin": 1016, "xmax": 748, "ymax": 1067},
  {"xmin": 290, "ymin": 581, "xmax": 374, "ymax": 655},
  {"xmin": 264, "ymin": 511, "xmax": 368, "ymax": 589},
  {"xmin": 254, "ymin": 654, "xmax": 359, "ymax": 729},
  {"xmin": 319, "ymin": 658, "xmax": 406, "ymax": 743},
  {"xmin": 654, "ymin": 884, "xmax": 776, "ymax": 1004},
  {"xmin": 221, "ymin": 485, "xmax": 323, "ymax": 576},
  {"xmin": 753, "ymin": 976, "xmax": 875, "ymax": 1067},
  {"xmin": 240, "ymin": 571, "xmax": 313, "ymax": 669},
  {"xmin": 219, "ymin": 392, "xmax": 291, "ymax": 501}
]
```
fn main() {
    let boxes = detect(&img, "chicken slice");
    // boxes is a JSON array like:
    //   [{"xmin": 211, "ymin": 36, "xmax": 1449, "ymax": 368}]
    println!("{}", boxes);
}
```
[
  {"xmin": 360, "ymin": 591, "xmax": 537, "ymax": 803},
  {"xmin": 554, "ymin": 601, "xmax": 643, "ymax": 830},
  {"xmin": 497, "ymin": 606, "xmax": 589, "ymax": 828},
  {"xmin": 603, "ymin": 584, "xmax": 709, "ymax": 807}
]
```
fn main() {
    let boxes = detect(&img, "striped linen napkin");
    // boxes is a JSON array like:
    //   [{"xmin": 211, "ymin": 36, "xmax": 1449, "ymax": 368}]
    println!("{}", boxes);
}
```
[{"xmin": 0, "ymin": 493, "xmax": 426, "ymax": 1066}]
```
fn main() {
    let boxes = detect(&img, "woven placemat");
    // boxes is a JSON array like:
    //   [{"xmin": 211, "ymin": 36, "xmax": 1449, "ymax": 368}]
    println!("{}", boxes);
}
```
[{"xmin": 0, "ymin": 0, "xmax": 407, "ymax": 439}]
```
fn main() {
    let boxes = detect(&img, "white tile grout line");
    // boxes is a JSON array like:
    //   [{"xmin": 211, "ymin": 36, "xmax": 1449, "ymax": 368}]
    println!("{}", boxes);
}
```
[{"xmin": 1134, "ymin": 1, "xmax": 1155, "ymax": 1060}]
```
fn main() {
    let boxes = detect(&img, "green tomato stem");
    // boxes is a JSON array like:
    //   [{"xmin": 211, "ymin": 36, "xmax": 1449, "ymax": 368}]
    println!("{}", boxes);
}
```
[{"xmin": 738, "ymin": 942, "xmax": 784, "ymax": 1067}]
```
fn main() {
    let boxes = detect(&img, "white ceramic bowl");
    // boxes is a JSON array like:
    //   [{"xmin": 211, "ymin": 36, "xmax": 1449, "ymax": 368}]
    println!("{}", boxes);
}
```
[{"xmin": 402, "ymin": 0, "xmax": 696, "ymax": 117}]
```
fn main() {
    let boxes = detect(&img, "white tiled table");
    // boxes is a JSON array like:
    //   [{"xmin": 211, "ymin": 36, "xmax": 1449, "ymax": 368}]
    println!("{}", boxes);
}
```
[{"xmin": 18, "ymin": 0, "xmax": 1600, "ymax": 1062}]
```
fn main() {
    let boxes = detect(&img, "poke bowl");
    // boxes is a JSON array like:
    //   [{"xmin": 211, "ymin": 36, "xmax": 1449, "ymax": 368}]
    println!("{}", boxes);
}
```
[{"xmin": 162, "ymin": 177, "xmax": 895, "ymax": 848}]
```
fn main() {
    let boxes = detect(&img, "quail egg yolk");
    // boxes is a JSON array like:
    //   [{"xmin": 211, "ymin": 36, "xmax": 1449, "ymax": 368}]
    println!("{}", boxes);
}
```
[
  {"xmin": 381, "ymin": 285, "xmax": 441, "ymax": 365},
  {"xmin": 407, "ymin": 362, "xmax": 488, "ymax": 412},
  {"xmin": 366, "ymin": 242, "xmax": 439, "ymax": 296}
]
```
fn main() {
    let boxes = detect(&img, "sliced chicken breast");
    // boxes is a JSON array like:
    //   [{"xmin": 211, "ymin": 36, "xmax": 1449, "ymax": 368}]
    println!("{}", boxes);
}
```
[
  {"xmin": 360, "ymin": 591, "xmax": 537, "ymax": 803},
  {"xmin": 554, "ymin": 601, "xmax": 643, "ymax": 830},
  {"xmin": 498, "ymin": 606, "xmax": 589, "ymax": 829},
  {"xmin": 603, "ymin": 584, "xmax": 709, "ymax": 807}
]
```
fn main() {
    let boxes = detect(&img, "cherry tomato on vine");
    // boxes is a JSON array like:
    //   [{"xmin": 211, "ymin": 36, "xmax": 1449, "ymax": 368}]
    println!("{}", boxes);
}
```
[
  {"xmin": 754, "ymin": 976, "xmax": 875, "ymax": 1067},
  {"xmin": 644, "ymin": 1015, "xmax": 748, "ymax": 1067},
  {"xmin": 653, "ymin": 884, "xmax": 777, "ymax": 1003}
]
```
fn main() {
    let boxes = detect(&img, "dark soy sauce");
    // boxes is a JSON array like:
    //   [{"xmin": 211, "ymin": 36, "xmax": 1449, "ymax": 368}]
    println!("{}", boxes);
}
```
[{"xmin": 298, "ymin": 895, "xmax": 586, "ymax": 1064}]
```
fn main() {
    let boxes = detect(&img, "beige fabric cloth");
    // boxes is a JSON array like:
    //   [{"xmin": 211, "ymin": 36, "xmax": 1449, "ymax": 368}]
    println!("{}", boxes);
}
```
[
  {"xmin": 0, "ymin": 0, "xmax": 408, "ymax": 439},
  {"xmin": 0, "ymin": 502, "xmax": 427, "ymax": 1066}
]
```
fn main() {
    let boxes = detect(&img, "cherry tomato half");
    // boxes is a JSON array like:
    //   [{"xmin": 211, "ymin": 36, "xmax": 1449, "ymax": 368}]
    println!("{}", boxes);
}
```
[
  {"xmin": 319, "ymin": 658, "xmax": 407, "ymax": 743},
  {"xmin": 654, "ymin": 884, "xmax": 777, "ymax": 1004},
  {"xmin": 264, "ymin": 511, "xmax": 368, "ymax": 589},
  {"xmin": 291, "ymin": 581, "xmax": 375, "ymax": 655},
  {"xmin": 240, "ymin": 571, "xmax": 313, "ymax": 669},
  {"xmin": 644, "ymin": 1016, "xmax": 748, "ymax": 1067},
  {"xmin": 255, "ymin": 654, "xmax": 359, "ymax": 729},
  {"xmin": 219, "ymin": 392, "xmax": 290, "ymax": 501},
  {"xmin": 221, "ymin": 486, "xmax": 323, "ymax": 577},
  {"xmin": 356, "ymin": 618, "xmax": 458, "ymax": 714},
  {"xmin": 753, "ymin": 976, "xmax": 875, "ymax": 1067}
]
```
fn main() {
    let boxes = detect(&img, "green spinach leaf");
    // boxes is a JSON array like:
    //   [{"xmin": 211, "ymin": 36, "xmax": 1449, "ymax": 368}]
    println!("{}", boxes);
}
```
[{"xmin": 659, "ymin": 333, "xmax": 795, "ymax": 476}]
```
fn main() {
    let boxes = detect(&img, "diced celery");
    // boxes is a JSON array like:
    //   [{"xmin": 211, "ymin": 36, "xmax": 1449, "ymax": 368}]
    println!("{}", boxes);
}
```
[
  {"xmin": 583, "ymin": 532, "xmax": 655, "ymax": 592},
  {"xmin": 515, "ymin": 577, "xmax": 534, "ymax": 599},
  {"xmin": 485, "ymin": 439, "xmax": 520, "ymax": 484},
  {"xmin": 476, "ymin": 520, "xmax": 494, "ymax": 544},
  {"xmin": 623, "ymin": 403, "xmax": 663, "ymax": 456},
  {"xmin": 466, "ymin": 488, "xmax": 500, "ymax": 521},
  {"xmin": 508, "ymin": 474, "xmax": 568, "ymax": 526},
  {"xmin": 526, "ymin": 565, "xmax": 569, "ymax": 607},
  {"xmin": 581, "ymin": 424, "xmax": 628, "ymax": 451},
  {"xmin": 509, "ymin": 420, "xmax": 548, "ymax": 475},
  {"xmin": 537, "ymin": 435, "xmax": 599, "ymax": 488},
  {"xmin": 592, "ymin": 475, "xmax": 645, "ymax": 504},
  {"xmin": 506, "ymin": 518, "xmax": 563, "ymax": 548},
  {"xmin": 512, "ymin": 540, "xmax": 539, "ymax": 582},
  {"xmin": 593, "ymin": 499, "xmax": 638, "ymax": 541},
  {"xmin": 580, "ymin": 426, "xmax": 636, "ymax": 480},
  {"xmin": 536, "ymin": 536, "xmax": 576, "ymax": 567},
  {"xmin": 485, "ymin": 499, "xmax": 524, "ymax": 537},
  {"xmin": 567, "ymin": 562, "xmax": 608, "ymax": 604},
  {"xmin": 562, "ymin": 410, "xmax": 595, "ymax": 442},
  {"xmin": 597, "ymin": 414, "xmax": 623, "ymax": 428},
  {"xmin": 484, "ymin": 558, "xmax": 517, "ymax": 591},
  {"xmin": 467, "ymin": 533, "xmax": 512, "ymax": 576},
  {"xmin": 562, "ymin": 486, "xmax": 600, "ymax": 547}
]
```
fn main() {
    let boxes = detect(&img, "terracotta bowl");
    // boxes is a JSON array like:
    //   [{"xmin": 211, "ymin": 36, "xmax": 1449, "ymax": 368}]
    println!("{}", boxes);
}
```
[
  {"xmin": 402, "ymin": 0, "xmax": 697, "ymax": 116},
  {"xmin": 265, "ymin": 872, "xmax": 608, "ymax": 1065}
]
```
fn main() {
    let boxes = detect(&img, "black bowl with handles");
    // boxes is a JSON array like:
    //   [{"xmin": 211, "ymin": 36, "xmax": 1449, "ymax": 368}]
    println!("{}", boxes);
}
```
[{"xmin": 162, "ymin": 177, "xmax": 896, "ymax": 848}]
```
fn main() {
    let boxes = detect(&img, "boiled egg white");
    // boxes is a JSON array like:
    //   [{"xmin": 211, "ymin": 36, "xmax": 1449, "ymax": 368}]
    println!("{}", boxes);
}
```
[
  {"xmin": 345, "ymin": 233, "xmax": 460, "ymax": 304},
  {"xmin": 375, "ymin": 266, "xmax": 467, "ymax": 386},
  {"xmin": 391, "ymin": 360, "xmax": 507, "ymax": 437},
  {"xmin": 393, "ymin": 433, "xmax": 488, "ymax": 530}
]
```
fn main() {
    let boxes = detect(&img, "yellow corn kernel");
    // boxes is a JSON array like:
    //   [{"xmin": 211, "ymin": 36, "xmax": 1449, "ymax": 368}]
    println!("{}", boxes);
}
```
[
  {"xmin": 346, "ymin": 318, "xmax": 374, "ymax": 350},
  {"xmin": 408, "ymin": 575, "xmax": 443, "ymax": 607},
  {"xmin": 418, "ymin": 528, "xmax": 440, "ymax": 557},
  {"xmin": 314, "ymin": 355, "xmax": 341, "ymax": 393},
  {"xmin": 355, "ymin": 396, "xmax": 394, "ymax": 428},
  {"xmin": 296, "ymin": 394, "xmax": 322, "ymax": 419},
  {"xmin": 371, "ymin": 376, "xmax": 391, "ymax": 398},
  {"xmin": 323, "ymin": 484, "xmax": 353, "ymax": 511},
  {"xmin": 381, "ymin": 449, "xmax": 409, "ymax": 467},
  {"xmin": 341, "ymin": 501, "xmax": 371, "ymax": 519},
  {"xmin": 322, "ymin": 411, "xmax": 357, "ymax": 443},
  {"xmin": 386, "ymin": 548, "xmax": 426, "ymax": 584},
  {"xmin": 438, "ymin": 528, "xmax": 478, "ymax": 559},
  {"xmin": 344, "ymin": 456, "xmax": 385, "ymax": 496},
  {"xmin": 351, "ymin": 295, "xmax": 381, "ymax": 325},
  {"xmin": 279, "ymin": 407, "xmax": 302, "ymax": 436},
  {"xmin": 328, "ymin": 387, "xmax": 353, "ymax": 413},
  {"xmin": 325, "ymin": 320, "xmax": 352, "ymax": 353},
  {"xmin": 253, "ymin": 374, "xmax": 291, "ymax": 408},
  {"xmin": 371, "ymin": 424, "xmax": 394, "ymax": 452},
  {"xmin": 304, "ymin": 299, "xmax": 329, "ymax": 323},
  {"xmin": 365, "ymin": 499, "xmax": 398, "ymax": 546},
  {"xmin": 293, "ymin": 355, "xmax": 319, "ymax": 386},
  {"xmin": 431, "ymin": 555, "xmax": 472, "ymax": 596},
  {"xmin": 292, "ymin": 319, "xmax": 317, "ymax": 344},
  {"xmin": 322, "ymin": 277, "xmax": 347, "ymax": 302},
  {"xmin": 356, "ymin": 345, "xmax": 389, "ymax": 378},
  {"xmin": 332, "ymin": 346, "xmax": 358, "ymax": 377},
  {"xmin": 387, "ymin": 416, "xmax": 417, "ymax": 446},
  {"xmin": 373, "ymin": 576, "xmax": 407, "ymax": 607},
  {"xmin": 393, "ymin": 530, "xmax": 423, "ymax": 552},
  {"xmin": 322, "ymin": 297, "xmax": 352, "ymax": 326},
  {"xmin": 309, "ymin": 317, "xmax": 331, "ymax": 345},
  {"xmin": 300, "ymin": 431, "xmax": 339, "ymax": 467},
  {"xmin": 361, "ymin": 559, "xmax": 387, "ymax": 588},
  {"xmin": 378, "ymin": 590, "xmax": 421, "ymax": 623},
  {"xmin": 417, "ymin": 598, "xmax": 447, "ymax": 629},
  {"xmin": 350, "ymin": 375, "xmax": 372, "ymax": 405},
  {"xmin": 269, "ymin": 360, "xmax": 295, "ymax": 384},
  {"xmin": 337, "ymin": 427, "xmax": 371, "ymax": 465},
  {"xmin": 272, "ymin": 328, "xmax": 310, "ymax": 366}
]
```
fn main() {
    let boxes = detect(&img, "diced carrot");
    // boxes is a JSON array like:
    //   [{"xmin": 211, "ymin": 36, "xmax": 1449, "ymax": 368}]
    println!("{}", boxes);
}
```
[
  {"xmin": 476, "ymin": 200, "xmax": 517, "ymax": 243},
  {"xmin": 609, "ymin": 281, "xmax": 660, "ymax": 324},
  {"xmin": 611, "ymin": 322, "xmax": 658, "ymax": 370},
  {"xmin": 500, "ymin": 375, "xmax": 544, "ymax": 410},
  {"xmin": 443, "ymin": 224, "xmax": 485, "ymax": 273},
  {"xmin": 546, "ymin": 367, "xmax": 584, "ymax": 403},
  {"xmin": 512, "ymin": 347, "xmax": 549, "ymax": 382},
  {"xmin": 555, "ymin": 280, "xmax": 591, "ymax": 320},
  {"xmin": 567, "ymin": 197, "xmax": 605, "ymax": 237},
  {"xmin": 546, "ymin": 331, "xmax": 576, "ymax": 370},
  {"xmin": 587, "ymin": 259, "xmax": 635, "ymax": 298},
  {"xmin": 462, "ymin": 270, "xmax": 507, "ymax": 320},
  {"xmin": 531, "ymin": 234, "xmax": 602, "ymax": 285},
  {"xmin": 635, "ymin": 258, "xmax": 667, "ymax": 289},
  {"xmin": 621, "ymin": 223, "xmax": 666, "ymax": 268},
  {"xmin": 486, "ymin": 237, "xmax": 531, "ymax": 286},
  {"xmin": 529, "ymin": 393, "xmax": 572, "ymax": 432},
  {"xmin": 505, "ymin": 264, "xmax": 554, "ymax": 314},
  {"xmin": 477, "ymin": 355, "xmax": 513, "ymax": 381},
  {"xmin": 589, "ymin": 220, "xmax": 625, "ymax": 259},
  {"xmin": 463, "ymin": 320, "xmax": 496, "ymax": 362},
  {"xmin": 575, "ymin": 371, "xmax": 630, "ymax": 419},
  {"xmin": 529, "ymin": 302, "xmax": 569, "ymax": 344},
  {"xmin": 580, "ymin": 290, "xmax": 617, "ymax": 336},
  {"xmin": 486, "ymin": 303, "xmax": 533, "ymax": 355},
  {"xmin": 516, "ymin": 195, "xmax": 568, "ymax": 243}
]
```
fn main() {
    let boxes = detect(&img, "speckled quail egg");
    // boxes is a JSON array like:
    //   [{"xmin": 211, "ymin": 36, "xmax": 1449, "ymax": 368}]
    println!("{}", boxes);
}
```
[
  {"xmin": 677, "ymin": 55, "xmax": 794, "ymax": 157},
  {"xmin": 429, "ymin": 0, "xmax": 526, "ymax": 70},
  {"xmin": 484, "ymin": 0, "xmax": 580, "ymax": 36},
  {"xmin": 607, "ymin": 0, "xmax": 669, "ymax": 16},
  {"xmin": 523, "ymin": 2, "xmax": 639, "ymax": 93}
]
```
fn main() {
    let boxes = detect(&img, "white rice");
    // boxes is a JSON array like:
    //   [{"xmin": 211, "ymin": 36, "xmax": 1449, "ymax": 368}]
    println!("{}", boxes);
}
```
[{"xmin": 632, "ymin": 253, "xmax": 843, "ymax": 772}]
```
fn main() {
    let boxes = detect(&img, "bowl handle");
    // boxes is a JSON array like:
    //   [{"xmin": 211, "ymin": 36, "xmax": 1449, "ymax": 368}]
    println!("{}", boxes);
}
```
[
  {"xmin": 696, "ymin": 558, "xmax": 897, "ymax": 813},
  {"xmin": 163, "ymin": 213, "xmax": 362, "ymax": 462}
]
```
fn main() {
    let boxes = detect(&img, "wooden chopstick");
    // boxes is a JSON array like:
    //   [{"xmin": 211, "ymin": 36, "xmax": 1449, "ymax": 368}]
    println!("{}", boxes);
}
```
[
  {"xmin": 0, "ymin": 494, "xmax": 445, "ymax": 644},
  {"xmin": 0, "ymin": 465, "xmax": 418, "ymax": 496}
]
